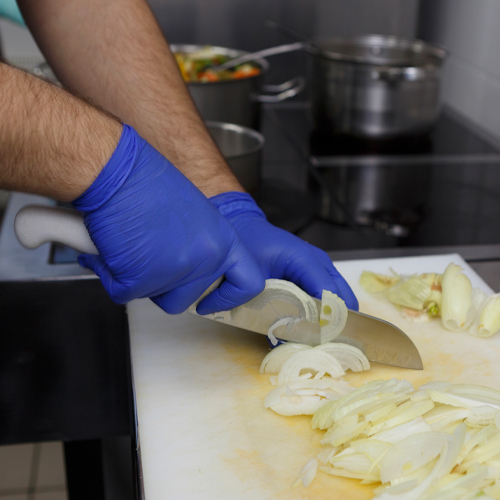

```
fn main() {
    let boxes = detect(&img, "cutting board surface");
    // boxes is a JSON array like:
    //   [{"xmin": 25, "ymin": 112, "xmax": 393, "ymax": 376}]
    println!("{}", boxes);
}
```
[{"xmin": 129, "ymin": 254, "xmax": 500, "ymax": 500}]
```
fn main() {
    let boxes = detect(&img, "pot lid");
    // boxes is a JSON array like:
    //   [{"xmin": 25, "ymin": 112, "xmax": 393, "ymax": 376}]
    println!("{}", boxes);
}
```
[{"xmin": 313, "ymin": 34, "xmax": 447, "ymax": 67}]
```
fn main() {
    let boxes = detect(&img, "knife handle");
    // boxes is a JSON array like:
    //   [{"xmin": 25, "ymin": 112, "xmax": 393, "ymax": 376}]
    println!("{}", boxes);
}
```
[
  {"xmin": 15, "ymin": 204, "xmax": 98, "ymax": 254},
  {"xmin": 15, "ymin": 204, "xmax": 224, "ymax": 306}
]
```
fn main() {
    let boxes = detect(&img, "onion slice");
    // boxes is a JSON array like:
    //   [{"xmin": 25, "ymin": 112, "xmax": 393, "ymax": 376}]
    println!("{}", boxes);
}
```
[
  {"xmin": 260, "ymin": 342, "xmax": 312, "ymax": 374},
  {"xmin": 277, "ymin": 349, "xmax": 344, "ymax": 385},
  {"xmin": 315, "ymin": 342, "xmax": 370, "ymax": 372},
  {"xmin": 292, "ymin": 458, "xmax": 319, "ymax": 488},
  {"xmin": 242, "ymin": 279, "xmax": 318, "ymax": 322},
  {"xmin": 320, "ymin": 291, "xmax": 348, "ymax": 343},
  {"xmin": 264, "ymin": 378, "xmax": 340, "ymax": 416},
  {"xmin": 441, "ymin": 264, "xmax": 473, "ymax": 332}
]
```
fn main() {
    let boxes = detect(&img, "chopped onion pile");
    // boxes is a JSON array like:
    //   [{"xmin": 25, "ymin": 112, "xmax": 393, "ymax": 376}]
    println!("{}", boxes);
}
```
[
  {"xmin": 360, "ymin": 263, "xmax": 500, "ymax": 338},
  {"xmin": 268, "ymin": 374, "xmax": 500, "ymax": 498},
  {"xmin": 261, "ymin": 342, "xmax": 369, "ymax": 416}
]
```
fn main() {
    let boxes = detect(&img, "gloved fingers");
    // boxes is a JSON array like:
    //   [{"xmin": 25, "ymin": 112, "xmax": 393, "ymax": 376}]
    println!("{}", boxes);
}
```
[
  {"xmin": 299, "ymin": 247, "xmax": 359, "ymax": 310},
  {"xmin": 285, "ymin": 260, "xmax": 359, "ymax": 311},
  {"xmin": 77, "ymin": 254, "xmax": 131, "ymax": 304},
  {"xmin": 151, "ymin": 278, "xmax": 224, "ymax": 315},
  {"xmin": 196, "ymin": 255, "xmax": 265, "ymax": 315}
]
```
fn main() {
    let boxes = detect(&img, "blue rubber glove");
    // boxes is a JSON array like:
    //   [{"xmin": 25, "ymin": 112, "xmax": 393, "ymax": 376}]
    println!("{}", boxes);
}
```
[
  {"xmin": 73, "ymin": 125, "xmax": 265, "ymax": 315},
  {"xmin": 210, "ymin": 192, "xmax": 359, "ymax": 310}
]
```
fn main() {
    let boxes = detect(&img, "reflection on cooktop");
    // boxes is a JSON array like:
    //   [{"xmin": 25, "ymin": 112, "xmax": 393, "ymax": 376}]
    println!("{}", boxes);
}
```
[
  {"xmin": 259, "ymin": 103, "xmax": 500, "ymax": 252},
  {"xmin": 310, "ymin": 129, "xmax": 433, "ymax": 156},
  {"xmin": 309, "ymin": 110, "xmax": 499, "ymax": 157}
]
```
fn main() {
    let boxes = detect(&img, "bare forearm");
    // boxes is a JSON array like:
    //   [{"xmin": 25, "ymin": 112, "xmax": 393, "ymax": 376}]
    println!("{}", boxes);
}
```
[
  {"xmin": 19, "ymin": 0, "xmax": 243, "ymax": 197},
  {"xmin": 0, "ymin": 63, "xmax": 121, "ymax": 201}
]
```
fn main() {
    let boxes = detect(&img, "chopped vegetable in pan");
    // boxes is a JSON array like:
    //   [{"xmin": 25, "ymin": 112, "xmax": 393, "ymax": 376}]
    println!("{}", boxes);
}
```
[{"xmin": 174, "ymin": 46, "xmax": 261, "ymax": 83}]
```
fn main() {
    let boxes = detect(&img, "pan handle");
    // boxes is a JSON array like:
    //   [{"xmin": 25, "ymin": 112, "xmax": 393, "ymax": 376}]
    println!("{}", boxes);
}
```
[
  {"xmin": 254, "ymin": 76, "xmax": 306, "ymax": 103},
  {"xmin": 14, "ymin": 205, "xmax": 98, "ymax": 254}
]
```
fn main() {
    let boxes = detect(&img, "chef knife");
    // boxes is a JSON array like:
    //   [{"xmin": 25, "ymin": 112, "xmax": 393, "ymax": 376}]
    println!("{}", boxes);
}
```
[{"xmin": 14, "ymin": 204, "xmax": 423, "ymax": 369}]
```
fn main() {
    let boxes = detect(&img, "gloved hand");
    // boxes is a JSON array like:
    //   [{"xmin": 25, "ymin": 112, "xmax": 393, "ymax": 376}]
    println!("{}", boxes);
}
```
[
  {"xmin": 73, "ymin": 125, "xmax": 265, "ymax": 315},
  {"xmin": 210, "ymin": 192, "xmax": 359, "ymax": 310}
]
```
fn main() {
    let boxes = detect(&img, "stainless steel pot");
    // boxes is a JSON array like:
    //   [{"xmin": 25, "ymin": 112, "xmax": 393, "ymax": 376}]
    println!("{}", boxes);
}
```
[
  {"xmin": 171, "ymin": 44, "xmax": 305, "ymax": 129},
  {"xmin": 206, "ymin": 121, "xmax": 264, "ymax": 193},
  {"xmin": 309, "ymin": 35, "xmax": 447, "ymax": 138}
]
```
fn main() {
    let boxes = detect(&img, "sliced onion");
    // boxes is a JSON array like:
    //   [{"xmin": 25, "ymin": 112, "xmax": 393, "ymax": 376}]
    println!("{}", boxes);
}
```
[
  {"xmin": 410, "ymin": 391, "xmax": 431, "ymax": 402},
  {"xmin": 377, "ymin": 425, "xmax": 465, "ymax": 499},
  {"xmin": 243, "ymin": 279, "xmax": 318, "ymax": 321},
  {"xmin": 322, "ymin": 418, "xmax": 370, "ymax": 447},
  {"xmin": 427, "ymin": 389, "xmax": 500, "ymax": 410},
  {"xmin": 260, "ymin": 342, "xmax": 312, "ymax": 374},
  {"xmin": 277, "ymin": 349, "xmax": 344, "ymax": 385},
  {"xmin": 447, "ymin": 384, "xmax": 500, "ymax": 407},
  {"xmin": 314, "ymin": 342, "xmax": 370, "ymax": 372},
  {"xmin": 351, "ymin": 438, "xmax": 392, "ymax": 463},
  {"xmin": 368, "ymin": 399, "xmax": 435, "ymax": 436},
  {"xmin": 264, "ymin": 378, "xmax": 336, "ymax": 407},
  {"xmin": 330, "ymin": 448, "xmax": 374, "ymax": 475},
  {"xmin": 319, "ymin": 291, "xmax": 348, "ymax": 343},
  {"xmin": 264, "ymin": 378, "xmax": 340, "ymax": 416},
  {"xmin": 360, "ymin": 271, "xmax": 400, "ymax": 293},
  {"xmin": 419, "ymin": 381, "xmax": 452, "ymax": 392},
  {"xmin": 469, "ymin": 291, "xmax": 497, "ymax": 338},
  {"xmin": 337, "ymin": 393, "xmax": 411, "ymax": 423},
  {"xmin": 457, "ymin": 425, "xmax": 497, "ymax": 465},
  {"xmin": 332, "ymin": 381, "xmax": 414, "ymax": 423},
  {"xmin": 423, "ymin": 405, "xmax": 470, "ymax": 432},
  {"xmin": 387, "ymin": 275, "xmax": 432, "ymax": 311},
  {"xmin": 311, "ymin": 379, "xmax": 413, "ymax": 430},
  {"xmin": 374, "ymin": 417, "xmax": 432, "ymax": 444},
  {"xmin": 441, "ymin": 263, "xmax": 473, "ymax": 332},
  {"xmin": 380, "ymin": 432, "xmax": 444, "ymax": 484},
  {"xmin": 292, "ymin": 458, "xmax": 319, "ymax": 488},
  {"xmin": 433, "ymin": 466, "xmax": 490, "ymax": 496},
  {"xmin": 319, "ymin": 465, "xmax": 380, "ymax": 483},
  {"xmin": 316, "ymin": 445, "xmax": 339, "ymax": 465},
  {"xmin": 466, "ymin": 406, "xmax": 499, "ymax": 428},
  {"xmin": 457, "ymin": 431, "xmax": 500, "ymax": 471}
]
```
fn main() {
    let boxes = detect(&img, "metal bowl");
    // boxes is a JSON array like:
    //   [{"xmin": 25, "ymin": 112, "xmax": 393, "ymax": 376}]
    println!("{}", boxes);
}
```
[{"xmin": 205, "ymin": 121, "xmax": 265, "ymax": 193}]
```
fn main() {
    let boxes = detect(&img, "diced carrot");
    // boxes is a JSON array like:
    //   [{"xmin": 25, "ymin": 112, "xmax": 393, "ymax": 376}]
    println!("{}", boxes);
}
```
[
  {"xmin": 233, "ymin": 67, "xmax": 260, "ymax": 79},
  {"xmin": 199, "ymin": 71, "xmax": 219, "ymax": 82}
]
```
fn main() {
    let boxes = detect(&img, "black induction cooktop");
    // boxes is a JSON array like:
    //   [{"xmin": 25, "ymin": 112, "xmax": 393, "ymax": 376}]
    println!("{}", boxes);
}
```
[{"xmin": 257, "ymin": 103, "xmax": 500, "ymax": 252}]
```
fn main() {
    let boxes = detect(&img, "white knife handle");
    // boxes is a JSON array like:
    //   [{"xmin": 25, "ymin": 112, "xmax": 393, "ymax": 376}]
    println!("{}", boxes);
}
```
[{"xmin": 14, "ymin": 205, "xmax": 98, "ymax": 255}]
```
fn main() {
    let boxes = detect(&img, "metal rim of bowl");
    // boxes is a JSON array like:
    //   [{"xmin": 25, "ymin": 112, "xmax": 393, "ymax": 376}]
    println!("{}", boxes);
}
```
[
  {"xmin": 205, "ymin": 121, "xmax": 265, "ymax": 159},
  {"xmin": 311, "ymin": 34, "xmax": 448, "ymax": 67},
  {"xmin": 170, "ymin": 44, "xmax": 269, "ymax": 86}
]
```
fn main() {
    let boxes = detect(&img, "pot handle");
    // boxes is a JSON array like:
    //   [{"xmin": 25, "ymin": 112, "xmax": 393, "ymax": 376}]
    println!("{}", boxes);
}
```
[
  {"xmin": 372, "ymin": 66, "xmax": 437, "ymax": 83},
  {"xmin": 254, "ymin": 76, "xmax": 306, "ymax": 103}
]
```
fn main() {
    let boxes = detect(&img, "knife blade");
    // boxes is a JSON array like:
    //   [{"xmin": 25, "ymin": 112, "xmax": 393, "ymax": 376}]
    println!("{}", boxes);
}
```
[
  {"xmin": 289, "ymin": 298, "xmax": 423, "ymax": 370},
  {"xmin": 192, "ymin": 290, "xmax": 423, "ymax": 370}
]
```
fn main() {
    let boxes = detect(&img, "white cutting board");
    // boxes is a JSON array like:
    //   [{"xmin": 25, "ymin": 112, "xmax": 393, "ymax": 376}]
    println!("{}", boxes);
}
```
[{"xmin": 128, "ymin": 254, "xmax": 500, "ymax": 500}]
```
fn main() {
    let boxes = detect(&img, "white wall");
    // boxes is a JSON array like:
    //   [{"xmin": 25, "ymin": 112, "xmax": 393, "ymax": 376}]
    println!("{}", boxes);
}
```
[
  {"xmin": 314, "ymin": 0, "xmax": 419, "ymax": 40},
  {"xmin": 419, "ymin": 0, "xmax": 500, "ymax": 141},
  {"xmin": 0, "ymin": 19, "xmax": 42, "ymax": 61}
]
